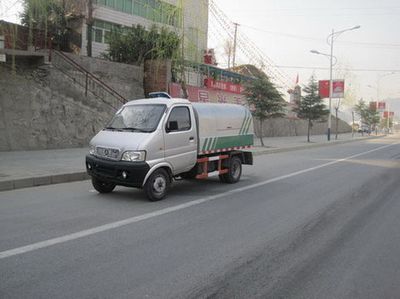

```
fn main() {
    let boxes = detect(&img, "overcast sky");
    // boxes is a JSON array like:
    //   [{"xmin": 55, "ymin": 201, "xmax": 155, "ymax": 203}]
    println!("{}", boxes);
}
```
[
  {"xmin": 209, "ymin": 0, "xmax": 400, "ymax": 110},
  {"xmin": 1, "ymin": 0, "xmax": 400, "ymax": 112}
]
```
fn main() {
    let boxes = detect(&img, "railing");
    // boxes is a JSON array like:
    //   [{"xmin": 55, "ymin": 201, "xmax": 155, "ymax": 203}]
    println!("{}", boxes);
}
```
[{"xmin": 51, "ymin": 50, "xmax": 127, "ymax": 110}]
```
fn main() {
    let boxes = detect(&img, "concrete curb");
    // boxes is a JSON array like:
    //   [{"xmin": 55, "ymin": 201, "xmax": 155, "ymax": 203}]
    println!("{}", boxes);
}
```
[
  {"xmin": 0, "ymin": 172, "xmax": 90, "ymax": 192},
  {"xmin": 0, "ymin": 135, "xmax": 385, "ymax": 192},
  {"xmin": 252, "ymin": 135, "xmax": 385, "ymax": 156}
]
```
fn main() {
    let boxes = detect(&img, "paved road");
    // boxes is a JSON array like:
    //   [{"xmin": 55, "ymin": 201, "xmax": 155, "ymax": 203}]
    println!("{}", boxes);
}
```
[{"xmin": 0, "ymin": 136, "xmax": 399, "ymax": 298}]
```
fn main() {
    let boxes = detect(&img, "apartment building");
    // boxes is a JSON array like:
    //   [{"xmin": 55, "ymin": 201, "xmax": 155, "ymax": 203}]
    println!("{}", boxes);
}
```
[{"xmin": 71, "ymin": 0, "xmax": 208, "ymax": 63}]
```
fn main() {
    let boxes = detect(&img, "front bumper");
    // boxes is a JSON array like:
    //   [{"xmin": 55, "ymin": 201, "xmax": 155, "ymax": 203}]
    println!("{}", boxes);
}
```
[{"xmin": 86, "ymin": 155, "xmax": 150, "ymax": 188}]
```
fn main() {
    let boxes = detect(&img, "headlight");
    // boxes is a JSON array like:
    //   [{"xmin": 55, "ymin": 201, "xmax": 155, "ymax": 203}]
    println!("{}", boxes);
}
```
[
  {"xmin": 121, "ymin": 151, "xmax": 146, "ymax": 162},
  {"xmin": 89, "ymin": 145, "xmax": 96, "ymax": 155}
]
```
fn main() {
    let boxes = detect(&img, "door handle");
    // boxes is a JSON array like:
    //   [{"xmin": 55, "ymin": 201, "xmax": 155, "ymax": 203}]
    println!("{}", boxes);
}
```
[{"xmin": 189, "ymin": 136, "xmax": 195, "ymax": 142}]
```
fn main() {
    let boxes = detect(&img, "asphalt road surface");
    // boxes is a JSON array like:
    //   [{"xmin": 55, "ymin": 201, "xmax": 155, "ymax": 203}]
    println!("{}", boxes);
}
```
[{"xmin": 1, "ymin": 135, "xmax": 399, "ymax": 299}]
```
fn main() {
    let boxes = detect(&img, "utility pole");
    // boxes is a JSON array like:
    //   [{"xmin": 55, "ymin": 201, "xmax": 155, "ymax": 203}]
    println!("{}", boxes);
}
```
[
  {"xmin": 87, "ymin": 0, "xmax": 93, "ymax": 57},
  {"xmin": 178, "ymin": 0, "xmax": 188, "ymax": 98},
  {"xmin": 328, "ymin": 29, "xmax": 334, "ymax": 141},
  {"xmin": 232, "ymin": 22, "xmax": 239, "ymax": 68},
  {"xmin": 335, "ymin": 98, "xmax": 341, "ymax": 140},
  {"xmin": 386, "ymin": 102, "xmax": 390, "ymax": 132}
]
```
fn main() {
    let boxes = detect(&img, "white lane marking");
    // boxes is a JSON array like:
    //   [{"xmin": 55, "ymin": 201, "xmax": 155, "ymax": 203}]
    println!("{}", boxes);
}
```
[{"xmin": 0, "ymin": 142, "xmax": 398, "ymax": 260}]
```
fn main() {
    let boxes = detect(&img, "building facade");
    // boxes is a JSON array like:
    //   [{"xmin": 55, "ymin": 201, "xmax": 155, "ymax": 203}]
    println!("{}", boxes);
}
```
[{"xmin": 72, "ymin": 0, "xmax": 208, "ymax": 63}]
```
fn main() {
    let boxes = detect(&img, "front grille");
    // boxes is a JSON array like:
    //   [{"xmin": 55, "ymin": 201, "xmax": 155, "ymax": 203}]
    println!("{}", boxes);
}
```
[{"xmin": 95, "ymin": 147, "xmax": 120, "ymax": 160}]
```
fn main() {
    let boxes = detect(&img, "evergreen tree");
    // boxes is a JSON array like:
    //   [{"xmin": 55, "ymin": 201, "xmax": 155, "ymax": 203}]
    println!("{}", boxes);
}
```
[
  {"xmin": 294, "ymin": 75, "xmax": 329, "ymax": 142},
  {"xmin": 354, "ymin": 99, "xmax": 380, "ymax": 134},
  {"xmin": 245, "ymin": 75, "xmax": 286, "ymax": 147}
]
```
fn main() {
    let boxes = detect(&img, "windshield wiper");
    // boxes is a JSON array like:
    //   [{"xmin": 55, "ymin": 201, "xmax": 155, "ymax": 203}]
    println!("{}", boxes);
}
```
[
  {"xmin": 104, "ymin": 126, "xmax": 123, "ymax": 131},
  {"xmin": 121, "ymin": 127, "xmax": 150, "ymax": 132}
]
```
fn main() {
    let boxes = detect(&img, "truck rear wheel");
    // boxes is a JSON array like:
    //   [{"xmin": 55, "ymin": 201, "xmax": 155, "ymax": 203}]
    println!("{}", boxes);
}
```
[
  {"xmin": 144, "ymin": 168, "xmax": 170, "ymax": 201},
  {"xmin": 92, "ymin": 178, "xmax": 116, "ymax": 193},
  {"xmin": 220, "ymin": 156, "xmax": 242, "ymax": 184}
]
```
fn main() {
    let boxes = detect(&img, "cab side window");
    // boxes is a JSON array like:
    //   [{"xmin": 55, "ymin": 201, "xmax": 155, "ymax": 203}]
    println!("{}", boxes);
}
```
[{"xmin": 166, "ymin": 107, "xmax": 191, "ymax": 132}]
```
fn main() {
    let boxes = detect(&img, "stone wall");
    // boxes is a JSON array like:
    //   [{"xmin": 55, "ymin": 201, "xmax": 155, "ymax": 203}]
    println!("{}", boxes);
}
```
[
  {"xmin": 0, "ymin": 54, "xmax": 144, "ymax": 151},
  {"xmin": 143, "ymin": 59, "xmax": 171, "ymax": 97},
  {"xmin": 63, "ymin": 53, "xmax": 144, "ymax": 100},
  {"xmin": 254, "ymin": 117, "xmax": 352, "ymax": 138}
]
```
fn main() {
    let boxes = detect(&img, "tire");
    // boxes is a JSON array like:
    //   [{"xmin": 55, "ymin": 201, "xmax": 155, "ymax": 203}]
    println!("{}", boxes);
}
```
[
  {"xmin": 92, "ymin": 177, "xmax": 116, "ymax": 193},
  {"xmin": 221, "ymin": 156, "xmax": 242, "ymax": 184},
  {"xmin": 144, "ymin": 168, "xmax": 170, "ymax": 201},
  {"xmin": 218, "ymin": 174, "xmax": 227, "ymax": 183}
]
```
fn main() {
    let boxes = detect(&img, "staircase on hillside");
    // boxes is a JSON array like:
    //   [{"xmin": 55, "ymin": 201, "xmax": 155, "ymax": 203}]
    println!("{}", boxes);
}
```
[{"xmin": 51, "ymin": 51, "xmax": 127, "ymax": 110}]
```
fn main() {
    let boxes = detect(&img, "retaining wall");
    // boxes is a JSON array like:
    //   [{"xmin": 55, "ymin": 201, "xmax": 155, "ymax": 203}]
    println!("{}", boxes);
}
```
[{"xmin": 0, "ymin": 54, "xmax": 144, "ymax": 151}]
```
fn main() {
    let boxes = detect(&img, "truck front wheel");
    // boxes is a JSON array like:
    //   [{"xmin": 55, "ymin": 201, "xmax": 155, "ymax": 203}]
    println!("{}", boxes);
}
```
[
  {"xmin": 220, "ymin": 156, "xmax": 242, "ymax": 184},
  {"xmin": 144, "ymin": 168, "xmax": 170, "ymax": 201},
  {"xmin": 92, "ymin": 177, "xmax": 116, "ymax": 193}
]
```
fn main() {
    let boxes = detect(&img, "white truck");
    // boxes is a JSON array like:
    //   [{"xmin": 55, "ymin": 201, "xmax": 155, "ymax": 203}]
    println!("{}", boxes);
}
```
[{"xmin": 86, "ymin": 96, "xmax": 254, "ymax": 201}]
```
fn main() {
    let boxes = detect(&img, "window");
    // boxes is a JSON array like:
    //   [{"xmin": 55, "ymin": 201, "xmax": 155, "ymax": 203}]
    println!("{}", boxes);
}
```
[
  {"xmin": 134, "ymin": 0, "xmax": 146, "ymax": 18},
  {"xmin": 88, "ymin": 19, "xmax": 123, "ymax": 44},
  {"xmin": 104, "ymin": 30, "xmax": 111, "ymax": 43},
  {"xmin": 94, "ymin": 28, "xmax": 103, "ymax": 43},
  {"xmin": 167, "ymin": 107, "xmax": 191, "ymax": 132},
  {"xmin": 124, "ymin": 0, "xmax": 133, "ymax": 13},
  {"xmin": 115, "ymin": 0, "xmax": 124, "ymax": 11},
  {"xmin": 106, "ymin": 0, "xmax": 114, "ymax": 8},
  {"xmin": 100, "ymin": 0, "xmax": 181, "ymax": 26}
]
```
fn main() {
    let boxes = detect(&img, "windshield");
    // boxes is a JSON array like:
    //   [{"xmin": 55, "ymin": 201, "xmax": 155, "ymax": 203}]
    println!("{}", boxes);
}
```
[{"xmin": 106, "ymin": 104, "xmax": 166, "ymax": 132}]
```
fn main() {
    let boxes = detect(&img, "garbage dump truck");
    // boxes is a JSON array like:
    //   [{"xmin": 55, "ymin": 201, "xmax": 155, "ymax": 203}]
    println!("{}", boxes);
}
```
[{"xmin": 86, "ymin": 96, "xmax": 254, "ymax": 201}]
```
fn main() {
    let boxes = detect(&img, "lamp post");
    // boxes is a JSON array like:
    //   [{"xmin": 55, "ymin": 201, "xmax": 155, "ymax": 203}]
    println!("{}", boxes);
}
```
[
  {"xmin": 377, "ymin": 72, "xmax": 396, "ymax": 132},
  {"xmin": 368, "ymin": 72, "xmax": 397, "ymax": 133},
  {"xmin": 311, "ymin": 25, "xmax": 360, "ymax": 141}
]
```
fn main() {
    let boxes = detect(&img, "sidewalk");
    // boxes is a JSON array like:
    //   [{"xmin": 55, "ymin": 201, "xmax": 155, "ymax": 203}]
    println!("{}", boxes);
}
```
[{"xmin": 0, "ymin": 133, "xmax": 382, "ymax": 192}]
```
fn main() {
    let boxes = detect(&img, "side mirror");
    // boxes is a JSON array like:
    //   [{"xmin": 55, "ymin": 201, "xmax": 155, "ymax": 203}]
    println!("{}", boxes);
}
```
[{"xmin": 167, "ymin": 121, "xmax": 178, "ymax": 132}]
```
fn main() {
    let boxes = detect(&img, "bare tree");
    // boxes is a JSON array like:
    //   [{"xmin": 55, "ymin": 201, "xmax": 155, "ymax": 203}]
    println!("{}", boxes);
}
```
[{"xmin": 223, "ymin": 39, "xmax": 233, "ymax": 68}]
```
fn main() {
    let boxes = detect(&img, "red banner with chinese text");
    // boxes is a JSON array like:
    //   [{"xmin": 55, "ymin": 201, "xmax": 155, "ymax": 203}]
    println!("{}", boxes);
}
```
[
  {"xmin": 203, "ymin": 78, "xmax": 244, "ymax": 94},
  {"xmin": 319, "ymin": 80, "xmax": 345, "ymax": 98},
  {"xmin": 383, "ymin": 111, "xmax": 395, "ymax": 118},
  {"xmin": 169, "ymin": 83, "xmax": 247, "ymax": 105}
]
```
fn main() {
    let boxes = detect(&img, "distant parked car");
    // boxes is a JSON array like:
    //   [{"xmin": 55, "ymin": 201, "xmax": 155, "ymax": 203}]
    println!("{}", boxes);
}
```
[{"xmin": 358, "ymin": 126, "xmax": 371, "ymax": 134}]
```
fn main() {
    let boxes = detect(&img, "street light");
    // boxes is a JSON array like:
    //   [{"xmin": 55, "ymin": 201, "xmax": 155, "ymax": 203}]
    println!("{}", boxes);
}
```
[
  {"xmin": 376, "ymin": 72, "xmax": 396, "ymax": 101},
  {"xmin": 370, "ymin": 72, "xmax": 397, "ymax": 132},
  {"xmin": 311, "ymin": 25, "xmax": 361, "ymax": 141}
]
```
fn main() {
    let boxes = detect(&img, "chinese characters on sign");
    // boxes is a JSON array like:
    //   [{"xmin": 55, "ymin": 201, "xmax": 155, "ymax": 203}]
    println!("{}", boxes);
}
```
[
  {"xmin": 169, "ymin": 83, "xmax": 247, "ymax": 105},
  {"xmin": 319, "ymin": 80, "xmax": 345, "ymax": 98},
  {"xmin": 204, "ymin": 78, "xmax": 245, "ymax": 94}
]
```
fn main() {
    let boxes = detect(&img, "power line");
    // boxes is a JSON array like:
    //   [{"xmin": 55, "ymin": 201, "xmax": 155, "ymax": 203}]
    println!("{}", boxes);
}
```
[
  {"xmin": 209, "ymin": 0, "xmax": 293, "ymax": 89},
  {"xmin": 0, "ymin": 0, "xmax": 22, "ymax": 17},
  {"xmin": 252, "ymin": 6, "xmax": 400, "ymax": 12},
  {"xmin": 273, "ymin": 65, "xmax": 400, "ymax": 72},
  {"xmin": 240, "ymin": 24, "xmax": 400, "ymax": 49}
]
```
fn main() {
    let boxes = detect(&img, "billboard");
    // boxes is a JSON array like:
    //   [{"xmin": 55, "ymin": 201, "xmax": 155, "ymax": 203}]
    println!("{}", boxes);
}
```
[
  {"xmin": 319, "ymin": 80, "xmax": 345, "ymax": 98},
  {"xmin": 377, "ymin": 102, "xmax": 386, "ymax": 111},
  {"xmin": 383, "ymin": 111, "xmax": 395, "ymax": 118}
]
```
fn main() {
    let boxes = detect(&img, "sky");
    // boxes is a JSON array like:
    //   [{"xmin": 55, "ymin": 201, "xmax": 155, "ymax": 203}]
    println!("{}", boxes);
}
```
[
  {"xmin": 209, "ymin": 0, "xmax": 400, "ymax": 116},
  {"xmin": 1, "ymin": 0, "xmax": 400, "ymax": 116}
]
